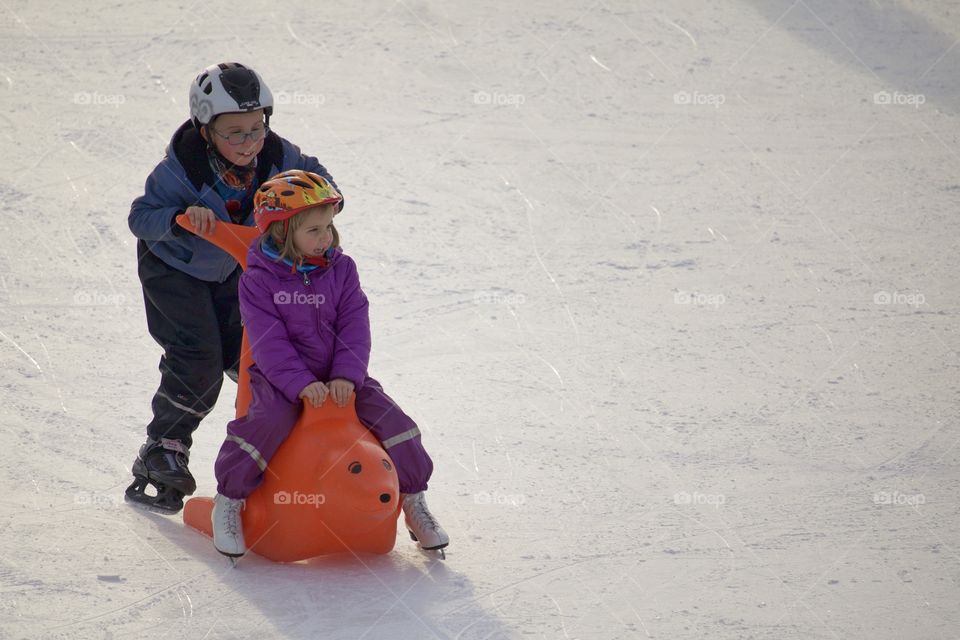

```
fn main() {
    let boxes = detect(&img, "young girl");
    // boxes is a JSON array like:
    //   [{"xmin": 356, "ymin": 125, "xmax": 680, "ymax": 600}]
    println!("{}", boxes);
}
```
[
  {"xmin": 126, "ymin": 62, "xmax": 342, "ymax": 512},
  {"xmin": 210, "ymin": 170, "xmax": 448, "ymax": 558}
]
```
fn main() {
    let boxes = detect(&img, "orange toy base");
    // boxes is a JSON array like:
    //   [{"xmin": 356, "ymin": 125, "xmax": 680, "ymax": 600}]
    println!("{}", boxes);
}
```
[{"xmin": 183, "ymin": 400, "xmax": 400, "ymax": 562}]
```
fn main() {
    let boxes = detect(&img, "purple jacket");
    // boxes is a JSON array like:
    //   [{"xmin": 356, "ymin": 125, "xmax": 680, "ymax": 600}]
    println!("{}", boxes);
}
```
[{"xmin": 239, "ymin": 240, "xmax": 371, "ymax": 404}]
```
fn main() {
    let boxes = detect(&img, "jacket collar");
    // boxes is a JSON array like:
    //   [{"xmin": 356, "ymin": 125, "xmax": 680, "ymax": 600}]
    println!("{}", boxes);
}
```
[{"xmin": 248, "ymin": 236, "xmax": 342, "ymax": 278}]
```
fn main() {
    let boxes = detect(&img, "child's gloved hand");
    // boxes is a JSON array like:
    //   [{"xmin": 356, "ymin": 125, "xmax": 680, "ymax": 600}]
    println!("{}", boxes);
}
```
[
  {"xmin": 185, "ymin": 205, "xmax": 217, "ymax": 235},
  {"xmin": 299, "ymin": 381, "xmax": 329, "ymax": 408},
  {"xmin": 328, "ymin": 378, "xmax": 355, "ymax": 407}
]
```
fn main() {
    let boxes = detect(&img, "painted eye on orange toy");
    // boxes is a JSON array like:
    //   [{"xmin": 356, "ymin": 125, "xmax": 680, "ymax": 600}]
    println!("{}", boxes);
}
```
[{"xmin": 348, "ymin": 461, "xmax": 362, "ymax": 474}]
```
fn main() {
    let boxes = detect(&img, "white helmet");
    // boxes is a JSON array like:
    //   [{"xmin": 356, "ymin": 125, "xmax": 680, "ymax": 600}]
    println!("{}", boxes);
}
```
[{"xmin": 189, "ymin": 62, "xmax": 274, "ymax": 128}]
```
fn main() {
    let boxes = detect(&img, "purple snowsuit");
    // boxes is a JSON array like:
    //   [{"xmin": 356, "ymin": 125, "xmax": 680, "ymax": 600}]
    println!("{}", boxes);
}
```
[{"xmin": 214, "ymin": 239, "xmax": 433, "ymax": 499}]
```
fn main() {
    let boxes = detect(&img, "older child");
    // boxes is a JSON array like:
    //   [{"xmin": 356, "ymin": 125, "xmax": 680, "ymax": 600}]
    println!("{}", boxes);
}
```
[
  {"xmin": 126, "ymin": 63, "xmax": 342, "ymax": 512},
  {"xmin": 211, "ymin": 170, "xmax": 448, "ymax": 559}
]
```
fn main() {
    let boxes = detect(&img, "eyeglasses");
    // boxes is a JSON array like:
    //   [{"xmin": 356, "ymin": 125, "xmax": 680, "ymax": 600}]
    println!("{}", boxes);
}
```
[{"xmin": 210, "ymin": 124, "xmax": 269, "ymax": 146}]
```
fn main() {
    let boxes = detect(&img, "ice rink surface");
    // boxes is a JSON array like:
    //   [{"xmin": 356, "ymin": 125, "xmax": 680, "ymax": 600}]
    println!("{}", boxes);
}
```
[{"xmin": 0, "ymin": 1, "xmax": 958, "ymax": 638}]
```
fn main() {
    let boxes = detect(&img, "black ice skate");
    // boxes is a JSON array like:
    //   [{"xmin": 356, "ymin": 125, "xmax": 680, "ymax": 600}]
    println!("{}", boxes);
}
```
[{"xmin": 125, "ymin": 438, "xmax": 197, "ymax": 513}]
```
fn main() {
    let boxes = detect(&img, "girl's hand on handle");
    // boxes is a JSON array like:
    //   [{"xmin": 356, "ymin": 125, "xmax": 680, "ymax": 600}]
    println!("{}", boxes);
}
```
[
  {"xmin": 328, "ymin": 378, "xmax": 355, "ymax": 407},
  {"xmin": 184, "ymin": 205, "xmax": 217, "ymax": 236},
  {"xmin": 299, "ymin": 381, "xmax": 329, "ymax": 408}
]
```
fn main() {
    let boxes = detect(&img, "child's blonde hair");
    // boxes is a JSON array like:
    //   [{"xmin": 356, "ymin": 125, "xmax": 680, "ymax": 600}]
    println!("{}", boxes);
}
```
[{"xmin": 265, "ymin": 203, "xmax": 340, "ymax": 263}]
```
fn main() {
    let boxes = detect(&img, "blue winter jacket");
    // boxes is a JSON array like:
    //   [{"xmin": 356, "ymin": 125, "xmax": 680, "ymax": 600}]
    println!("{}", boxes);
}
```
[{"xmin": 129, "ymin": 120, "xmax": 341, "ymax": 282}]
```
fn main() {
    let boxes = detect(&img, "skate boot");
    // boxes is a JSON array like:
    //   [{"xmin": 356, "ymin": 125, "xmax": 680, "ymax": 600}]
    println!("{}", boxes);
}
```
[
  {"xmin": 403, "ymin": 492, "xmax": 449, "ymax": 558},
  {"xmin": 125, "ymin": 437, "xmax": 197, "ymax": 513},
  {"xmin": 212, "ymin": 494, "xmax": 246, "ymax": 562}
]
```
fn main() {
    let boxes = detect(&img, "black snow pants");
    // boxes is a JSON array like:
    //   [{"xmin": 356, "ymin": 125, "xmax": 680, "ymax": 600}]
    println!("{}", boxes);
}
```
[{"xmin": 137, "ymin": 240, "xmax": 243, "ymax": 447}]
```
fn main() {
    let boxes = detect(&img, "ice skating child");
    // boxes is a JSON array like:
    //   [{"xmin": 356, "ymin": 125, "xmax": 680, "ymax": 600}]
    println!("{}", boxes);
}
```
[
  {"xmin": 210, "ymin": 169, "xmax": 448, "ymax": 558},
  {"xmin": 126, "ymin": 63, "xmax": 342, "ymax": 512}
]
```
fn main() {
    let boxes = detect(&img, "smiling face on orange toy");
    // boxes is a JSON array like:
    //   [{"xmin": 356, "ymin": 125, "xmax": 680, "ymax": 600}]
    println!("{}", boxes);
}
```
[
  {"xmin": 342, "ymin": 455, "xmax": 398, "ymax": 514},
  {"xmin": 242, "ymin": 402, "xmax": 400, "ymax": 561}
]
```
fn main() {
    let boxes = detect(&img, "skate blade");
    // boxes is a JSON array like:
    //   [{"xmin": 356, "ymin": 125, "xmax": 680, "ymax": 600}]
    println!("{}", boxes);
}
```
[
  {"xmin": 215, "ymin": 547, "xmax": 245, "ymax": 565},
  {"xmin": 130, "ymin": 461, "xmax": 197, "ymax": 497},
  {"xmin": 219, "ymin": 553, "xmax": 242, "ymax": 568},
  {"xmin": 125, "ymin": 479, "xmax": 185, "ymax": 514},
  {"xmin": 407, "ymin": 529, "xmax": 448, "ymax": 559},
  {"xmin": 420, "ymin": 546, "xmax": 447, "ymax": 560},
  {"xmin": 124, "ymin": 494, "xmax": 184, "ymax": 515}
]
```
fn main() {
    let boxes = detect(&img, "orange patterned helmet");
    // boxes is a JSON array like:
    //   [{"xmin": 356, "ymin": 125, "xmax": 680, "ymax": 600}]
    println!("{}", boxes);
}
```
[{"xmin": 253, "ymin": 170, "xmax": 342, "ymax": 233}]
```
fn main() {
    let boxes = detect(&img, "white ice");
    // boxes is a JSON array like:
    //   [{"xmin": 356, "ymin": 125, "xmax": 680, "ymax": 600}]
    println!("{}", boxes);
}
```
[{"xmin": 0, "ymin": 1, "xmax": 958, "ymax": 638}]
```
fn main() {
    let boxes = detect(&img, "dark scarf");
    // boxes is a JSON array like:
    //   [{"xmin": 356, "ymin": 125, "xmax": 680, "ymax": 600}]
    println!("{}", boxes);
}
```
[{"xmin": 205, "ymin": 143, "xmax": 258, "ymax": 193}]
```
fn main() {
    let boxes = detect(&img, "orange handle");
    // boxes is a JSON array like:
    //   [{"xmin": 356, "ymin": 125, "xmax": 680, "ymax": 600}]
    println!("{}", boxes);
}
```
[{"xmin": 175, "ymin": 213, "xmax": 260, "ymax": 269}]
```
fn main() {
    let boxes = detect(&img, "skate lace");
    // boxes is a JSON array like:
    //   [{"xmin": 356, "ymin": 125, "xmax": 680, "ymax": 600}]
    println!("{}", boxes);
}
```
[
  {"xmin": 408, "ymin": 494, "xmax": 439, "ymax": 531},
  {"xmin": 222, "ymin": 499, "xmax": 243, "ymax": 535}
]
